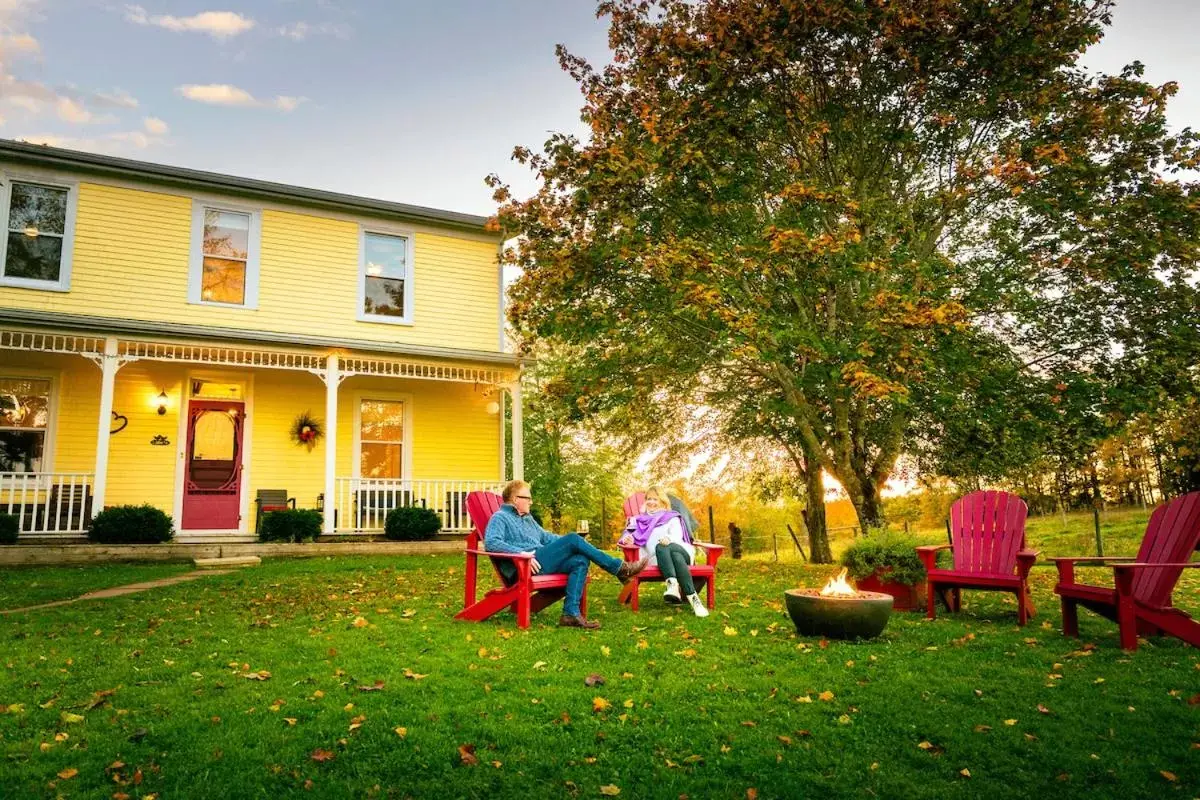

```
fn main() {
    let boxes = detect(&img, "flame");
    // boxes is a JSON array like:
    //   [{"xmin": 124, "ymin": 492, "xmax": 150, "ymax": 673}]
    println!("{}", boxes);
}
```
[{"xmin": 819, "ymin": 568, "xmax": 857, "ymax": 597}]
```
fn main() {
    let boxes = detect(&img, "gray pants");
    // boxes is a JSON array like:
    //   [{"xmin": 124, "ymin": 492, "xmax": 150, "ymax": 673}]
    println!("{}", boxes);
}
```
[{"xmin": 655, "ymin": 542, "xmax": 695, "ymax": 595}]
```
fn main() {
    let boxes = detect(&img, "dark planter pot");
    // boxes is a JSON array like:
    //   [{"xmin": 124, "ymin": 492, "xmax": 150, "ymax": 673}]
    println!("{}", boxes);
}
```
[
  {"xmin": 853, "ymin": 571, "xmax": 925, "ymax": 611},
  {"xmin": 784, "ymin": 589, "xmax": 893, "ymax": 640}
]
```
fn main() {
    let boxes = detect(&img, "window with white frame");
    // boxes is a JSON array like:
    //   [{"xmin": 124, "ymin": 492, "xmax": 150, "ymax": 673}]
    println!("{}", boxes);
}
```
[
  {"xmin": 188, "ymin": 203, "xmax": 261, "ymax": 307},
  {"xmin": 360, "ymin": 230, "xmax": 412, "ymax": 322},
  {"xmin": 0, "ymin": 377, "xmax": 51, "ymax": 472},
  {"xmin": 1, "ymin": 179, "xmax": 76, "ymax": 290},
  {"xmin": 358, "ymin": 399, "xmax": 405, "ymax": 479}
]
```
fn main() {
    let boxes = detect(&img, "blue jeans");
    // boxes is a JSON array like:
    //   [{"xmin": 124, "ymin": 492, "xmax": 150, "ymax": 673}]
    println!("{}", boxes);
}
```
[{"xmin": 535, "ymin": 533, "xmax": 623, "ymax": 617}]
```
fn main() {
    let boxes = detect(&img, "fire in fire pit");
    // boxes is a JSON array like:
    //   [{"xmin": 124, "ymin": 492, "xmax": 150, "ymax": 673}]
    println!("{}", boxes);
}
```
[{"xmin": 785, "ymin": 568, "xmax": 893, "ymax": 640}]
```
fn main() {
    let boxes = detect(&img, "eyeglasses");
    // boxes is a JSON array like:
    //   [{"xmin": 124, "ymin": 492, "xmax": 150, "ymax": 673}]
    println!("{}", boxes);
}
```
[{"xmin": 515, "ymin": 495, "xmax": 533, "ymax": 501}]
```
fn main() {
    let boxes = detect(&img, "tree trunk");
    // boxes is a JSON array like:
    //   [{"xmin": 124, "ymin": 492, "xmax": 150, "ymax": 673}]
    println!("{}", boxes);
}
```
[
  {"xmin": 802, "ymin": 457, "xmax": 832, "ymax": 563},
  {"xmin": 846, "ymin": 476, "xmax": 885, "ymax": 533}
]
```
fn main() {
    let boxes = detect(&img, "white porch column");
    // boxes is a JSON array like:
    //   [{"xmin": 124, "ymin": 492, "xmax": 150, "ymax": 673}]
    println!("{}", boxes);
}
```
[
  {"xmin": 323, "ymin": 353, "xmax": 339, "ymax": 534},
  {"xmin": 510, "ymin": 380, "xmax": 524, "ymax": 481},
  {"xmin": 92, "ymin": 337, "xmax": 120, "ymax": 512}
]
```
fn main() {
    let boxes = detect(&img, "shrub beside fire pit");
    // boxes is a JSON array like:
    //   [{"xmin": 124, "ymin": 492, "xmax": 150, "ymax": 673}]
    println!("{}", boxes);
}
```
[{"xmin": 839, "ymin": 533, "xmax": 928, "ymax": 610}]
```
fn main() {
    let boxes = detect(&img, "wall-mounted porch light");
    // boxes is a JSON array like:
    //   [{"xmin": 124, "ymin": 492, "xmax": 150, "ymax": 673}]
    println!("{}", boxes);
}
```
[
  {"xmin": 486, "ymin": 400, "xmax": 500, "ymax": 416},
  {"xmin": 156, "ymin": 390, "xmax": 169, "ymax": 416}
]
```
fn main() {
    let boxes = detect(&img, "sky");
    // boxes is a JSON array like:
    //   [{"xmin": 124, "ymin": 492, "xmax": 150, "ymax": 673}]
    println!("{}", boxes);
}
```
[{"xmin": 3, "ymin": 1, "xmax": 1199, "ymax": 218}]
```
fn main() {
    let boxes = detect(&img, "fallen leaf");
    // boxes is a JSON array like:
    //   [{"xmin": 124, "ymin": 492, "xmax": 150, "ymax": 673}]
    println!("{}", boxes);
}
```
[
  {"xmin": 1004, "ymin": 719, "xmax": 1018, "ymax": 726},
  {"xmin": 1024, "ymin": 733, "xmax": 1038, "ymax": 741},
  {"xmin": 795, "ymin": 695, "xmax": 812, "ymax": 703},
  {"xmin": 818, "ymin": 691, "xmax": 835, "ymax": 702},
  {"xmin": 723, "ymin": 626, "xmax": 738, "ymax": 637},
  {"xmin": 599, "ymin": 785, "xmax": 621, "ymax": 796},
  {"xmin": 54, "ymin": 732, "xmax": 69, "ymax": 742},
  {"xmin": 973, "ymin": 725, "xmax": 991, "ymax": 733},
  {"xmin": 394, "ymin": 726, "xmax": 407, "ymax": 738},
  {"xmin": 675, "ymin": 648, "xmax": 697, "ymax": 658},
  {"xmin": 600, "ymin": 646, "xmax": 611, "ymax": 657},
  {"xmin": 746, "ymin": 791, "xmax": 758, "ymax": 800},
  {"xmin": 592, "ymin": 697, "xmax": 612, "ymax": 713},
  {"xmin": 57, "ymin": 767, "xmax": 78, "ymax": 780},
  {"xmin": 284, "ymin": 718, "xmax": 297, "ymax": 726},
  {"xmin": 1037, "ymin": 704, "xmax": 1051, "ymax": 715},
  {"xmin": 349, "ymin": 713, "xmax": 367, "ymax": 731},
  {"xmin": 60, "ymin": 711, "xmax": 85, "ymax": 724},
  {"xmin": 584, "ymin": 673, "xmax": 606, "ymax": 687},
  {"xmin": 403, "ymin": 669, "xmax": 427, "ymax": 680},
  {"xmin": 242, "ymin": 670, "xmax": 272, "ymax": 681},
  {"xmin": 636, "ymin": 640, "xmax": 649, "ymax": 650},
  {"xmin": 1188, "ymin": 694, "xmax": 1200, "ymax": 706},
  {"xmin": 458, "ymin": 743, "xmax": 479, "ymax": 766},
  {"xmin": 532, "ymin": 661, "xmax": 547, "ymax": 670},
  {"xmin": 960, "ymin": 768, "xmax": 971, "ymax": 778},
  {"xmin": 352, "ymin": 617, "xmax": 369, "ymax": 628},
  {"xmin": 357, "ymin": 681, "xmax": 385, "ymax": 692},
  {"xmin": 622, "ymin": 699, "xmax": 634, "ymax": 709},
  {"xmin": 740, "ymin": 720, "xmax": 757, "ymax": 727},
  {"xmin": 310, "ymin": 748, "xmax": 335, "ymax": 763},
  {"xmin": 1161, "ymin": 771, "xmax": 1177, "ymax": 782}
]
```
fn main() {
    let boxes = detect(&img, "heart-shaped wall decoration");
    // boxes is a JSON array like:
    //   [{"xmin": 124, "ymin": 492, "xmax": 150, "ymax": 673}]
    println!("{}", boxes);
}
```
[{"xmin": 110, "ymin": 412, "xmax": 128, "ymax": 435}]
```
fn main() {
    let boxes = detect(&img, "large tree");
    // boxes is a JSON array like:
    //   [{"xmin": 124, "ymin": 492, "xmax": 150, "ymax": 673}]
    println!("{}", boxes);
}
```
[{"xmin": 491, "ymin": 0, "xmax": 1200, "ymax": 535}]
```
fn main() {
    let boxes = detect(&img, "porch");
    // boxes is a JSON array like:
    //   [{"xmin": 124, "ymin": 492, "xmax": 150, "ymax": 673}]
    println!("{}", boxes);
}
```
[{"xmin": 0, "ymin": 327, "xmax": 525, "ymax": 542}]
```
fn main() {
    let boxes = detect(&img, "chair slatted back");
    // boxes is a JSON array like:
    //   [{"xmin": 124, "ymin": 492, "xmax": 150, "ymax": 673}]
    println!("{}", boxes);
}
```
[
  {"xmin": 465, "ymin": 491, "xmax": 508, "ymax": 584},
  {"xmin": 623, "ymin": 493, "xmax": 645, "ymax": 521},
  {"xmin": 949, "ymin": 490, "xmax": 1029, "ymax": 576},
  {"xmin": 256, "ymin": 489, "xmax": 290, "ymax": 510},
  {"xmin": 1131, "ymin": 491, "xmax": 1200, "ymax": 607}
]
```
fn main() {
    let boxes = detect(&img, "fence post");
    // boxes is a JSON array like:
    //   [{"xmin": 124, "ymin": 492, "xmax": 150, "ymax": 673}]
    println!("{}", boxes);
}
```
[
  {"xmin": 601, "ymin": 497, "xmax": 607, "ymax": 545},
  {"xmin": 772, "ymin": 531, "xmax": 778, "ymax": 562},
  {"xmin": 1092, "ymin": 501, "xmax": 1104, "ymax": 557},
  {"xmin": 708, "ymin": 505, "xmax": 715, "ymax": 544}
]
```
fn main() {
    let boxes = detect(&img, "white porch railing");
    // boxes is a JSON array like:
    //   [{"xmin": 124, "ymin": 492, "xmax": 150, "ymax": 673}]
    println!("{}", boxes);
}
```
[
  {"xmin": 0, "ymin": 472, "xmax": 95, "ymax": 538},
  {"xmin": 333, "ymin": 478, "xmax": 504, "ymax": 534}
]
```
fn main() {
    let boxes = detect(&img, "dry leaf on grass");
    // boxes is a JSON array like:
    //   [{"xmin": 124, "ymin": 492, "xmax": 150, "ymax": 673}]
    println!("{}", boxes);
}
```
[
  {"xmin": 592, "ymin": 697, "xmax": 612, "ymax": 713},
  {"xmin": 358, "ymin": 681, "xmax": 385, "ymax": 692},
  {"xmin": 599, "ymin": 785, "xmax": 621, "ymax": 796},
  {"xmin": 584, "ymin": 673, "xmax": 605, "ymax": 687},
  {"xmin": 458, "ymin": 743, "xmax": 479, "ymax": 766},
  {"xmin": 310, "ymin": 748, "xmax": 336, "ymax": 763},
  {"xmin": 56, "ymin": 768, "xmax": 77, "ymax": 780}
]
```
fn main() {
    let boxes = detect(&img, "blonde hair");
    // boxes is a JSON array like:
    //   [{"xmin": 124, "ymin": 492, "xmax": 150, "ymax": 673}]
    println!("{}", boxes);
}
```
[
  {"xmin": 502, "ymin": 480, "xmax": 531, "ymax": 503},
  {"xmin": 642, "ymin": 486, "xmax": 671, "ymax": 511}
]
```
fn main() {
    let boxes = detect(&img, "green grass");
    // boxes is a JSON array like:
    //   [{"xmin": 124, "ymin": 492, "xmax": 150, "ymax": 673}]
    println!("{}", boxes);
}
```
[
  {"xmin": 1, "ymin": 555, "xmax": 1197, "ymax": 798},
  {"xmin": 0, "ymin": 563, "xmax": 193, "ymax": 610}
]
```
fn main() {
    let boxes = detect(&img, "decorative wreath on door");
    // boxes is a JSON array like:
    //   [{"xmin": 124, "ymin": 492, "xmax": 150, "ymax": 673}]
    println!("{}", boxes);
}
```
[{"xmin": 291, "ymin": 411, "xmax": 324, "ymax": 451}]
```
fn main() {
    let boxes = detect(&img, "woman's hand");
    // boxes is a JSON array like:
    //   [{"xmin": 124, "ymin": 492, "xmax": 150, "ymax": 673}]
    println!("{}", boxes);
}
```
[
  {"xmin": 618, "ymin": 534, "xmax": 634, "ymax": 547},
  {"xmin": 658, "ymin": 537, "xmax": 670, "ymax": 547}
]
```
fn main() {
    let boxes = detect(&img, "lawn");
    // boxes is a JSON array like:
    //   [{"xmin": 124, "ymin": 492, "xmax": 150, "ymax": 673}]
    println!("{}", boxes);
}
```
[
  {"xmin": 1, "ymin": 554, "xmax": 1197, "ymax": 799},
  {"xmin": 0, "ymin": 563, "xmax": 193, "ymax": 611}
]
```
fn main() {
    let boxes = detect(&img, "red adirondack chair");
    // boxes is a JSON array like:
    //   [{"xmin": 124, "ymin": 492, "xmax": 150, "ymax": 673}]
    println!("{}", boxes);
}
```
[
  {"xmin": 455, "ymin": 491, "xmax": 589, "ymax": 629},
  {"xmin": 616, "ymin": 492, "xmax": 723, "ymax": 611},
  {"xmin": 1053, "ymin": 491, "xmax": 1200, "ymax": 651},
  {"xmin": 916, "ymin": 490, "xmax": 1038, "ymax": 625}
]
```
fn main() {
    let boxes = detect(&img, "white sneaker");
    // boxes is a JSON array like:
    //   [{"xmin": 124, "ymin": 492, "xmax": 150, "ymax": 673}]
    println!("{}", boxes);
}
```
[
  {"xmin": 687, "ymin": 592, "xmax": 709, "ymax": 617},
  {"xmin": 662, "ymin": 577, "xmax": 682, "ymax": 604}
]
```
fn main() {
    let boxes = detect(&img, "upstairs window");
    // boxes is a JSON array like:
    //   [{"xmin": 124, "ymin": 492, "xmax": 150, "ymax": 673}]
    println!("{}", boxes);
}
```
[
  {"xmin": 188, "ymin": 202, "xmax": 261, "ymax": 308},
  {"xmin": 0, "ymin": 178, "xmax": 77, "ymax": 291},
  {"xmin": 359, "ymin": 229, "xmax": 413, "ymax": 324}
]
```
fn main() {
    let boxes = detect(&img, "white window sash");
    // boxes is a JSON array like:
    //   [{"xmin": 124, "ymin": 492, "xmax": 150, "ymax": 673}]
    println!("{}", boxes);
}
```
[
  {"xmin": 0, "ymin": 175, "xmax": 78, "ymax": 292},
  {"xmin": 187, "ymin": 200, "xmax": 261, "ymax": 309},
  {"xmin": 357, "ymin": 226, "xmax": 414, "ymax": 325}
]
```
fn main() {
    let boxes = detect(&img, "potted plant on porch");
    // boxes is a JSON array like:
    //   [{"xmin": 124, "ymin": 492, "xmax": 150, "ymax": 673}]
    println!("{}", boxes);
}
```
[{"xmin": 839, "ymin": 533, "xmax": 927, "ymax": 611}]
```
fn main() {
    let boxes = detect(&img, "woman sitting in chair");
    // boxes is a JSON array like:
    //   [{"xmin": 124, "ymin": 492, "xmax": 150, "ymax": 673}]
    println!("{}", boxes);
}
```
[{"xmin": 618, "ymin": 486, "xmax": 708, "ymax": 617}]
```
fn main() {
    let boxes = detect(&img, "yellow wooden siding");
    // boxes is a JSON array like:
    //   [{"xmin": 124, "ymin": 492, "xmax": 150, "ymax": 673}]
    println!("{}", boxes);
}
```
[
  {"xmin": 247, "ymin": 369, "xmax": 327, "ymax": 511},
  {"xmin": 0, "ymin": 351, "xmax": 99, "ymax": 473},
  {"xmin": 104, "ymin": 363, "xmax": 181, "ymax": 510},
  {"xmin": 0, "ymin": 180, "xmax": 502, "ymax": 352}
]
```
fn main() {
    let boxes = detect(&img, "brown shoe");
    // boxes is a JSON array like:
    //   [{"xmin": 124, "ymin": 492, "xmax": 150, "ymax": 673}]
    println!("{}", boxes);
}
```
[
  {"xmin": 558, "ymin": 614, "xmax": 601, "ymax": 630},
  {"xmin": 617, "ymin": 556, "xmax": 650, "ymax": 583}
]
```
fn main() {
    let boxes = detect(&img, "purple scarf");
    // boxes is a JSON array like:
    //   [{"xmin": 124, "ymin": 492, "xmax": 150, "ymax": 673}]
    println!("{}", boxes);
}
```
[{"xmin": 624, "ymin": 510, "xmax": 692, "ymax": 548}]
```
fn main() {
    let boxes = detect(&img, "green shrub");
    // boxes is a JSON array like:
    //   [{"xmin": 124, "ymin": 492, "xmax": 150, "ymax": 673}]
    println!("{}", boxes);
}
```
[
  {"xmin": 87, "ymin": 504, "xmax": 174, "ymax": 544},
  {"xmin": 840, "ymin": 533, "xmax": 926, "ymax": 586},
  {"xmin": 384, "ymin": 506, "xmax": 442, "ymax": 541},
  {"xmin": 0, "ymin": 513, "xmax": 18, "ymax": 545},
  {"xmin": 259, "ymin": 509, "xmax": 322, "ymax": 543}
]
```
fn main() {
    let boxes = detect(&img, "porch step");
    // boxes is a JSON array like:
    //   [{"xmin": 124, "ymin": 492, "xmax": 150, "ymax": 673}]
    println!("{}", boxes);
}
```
[{"xmin": 193, "ymin": 555, "xmax": 262, "ymax": 569}]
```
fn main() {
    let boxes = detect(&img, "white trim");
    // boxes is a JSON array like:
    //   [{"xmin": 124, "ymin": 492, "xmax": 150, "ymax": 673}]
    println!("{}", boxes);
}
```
[
  {"xmin": 351, "ymin": 390, "xmax": 414, "ymax": 481},
  {"xmin": 357, "ymin": 225, "xmax": 415, "ymax": 326},
  {"xmin": 0, "ymin": 170, "xmax": 79, "ymax": 292},
  {"xmin": 187, "ymin": 198, "xmax": 262, "ymax": 309},
  {"xmin": 0, "ymin": 367, "xmax": 59, "ymax": 474},
  {"xmin": 174, "ymin": 369, "xmax": 252, "ymax": 534}
]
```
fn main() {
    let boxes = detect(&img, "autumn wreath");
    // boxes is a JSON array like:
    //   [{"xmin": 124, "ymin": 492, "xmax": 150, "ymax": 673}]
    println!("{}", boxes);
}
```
[{"xmin": 291, "ymin": 411, "xmax": 324, "ymax": 451}]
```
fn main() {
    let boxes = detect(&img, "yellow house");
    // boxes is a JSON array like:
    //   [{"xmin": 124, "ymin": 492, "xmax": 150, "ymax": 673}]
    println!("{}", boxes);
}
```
[{"xmin": 0, "ymin": 139, "xmax": 524, "ymax": 541}]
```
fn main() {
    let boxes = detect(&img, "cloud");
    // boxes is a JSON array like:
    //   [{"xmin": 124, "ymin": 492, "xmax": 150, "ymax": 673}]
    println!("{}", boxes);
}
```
[
  {"xmin": 143, "ymin": 116, "xmax": 168, "ymax": 135},
  {"xmin": 177, "ymin": 83, "xmax": 305, "ymax": 111},
  {"xmin": 124, "ymin": 5, "xmax": 255, "ymax": 39},
  {"xmin": 0, "ymin": 31, "xmax": 39, "ymax": 56},
  {"xmin": 276, "ymin": 20, "xmax": 350, "ymax": 41},
  {"xmin": 55, "ymin": 96, "xmax": 92, "ymax": 123}
]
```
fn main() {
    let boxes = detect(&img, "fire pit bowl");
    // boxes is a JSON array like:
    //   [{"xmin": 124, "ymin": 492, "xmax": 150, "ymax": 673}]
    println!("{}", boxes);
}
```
[{"xmin": 784, "ymin": 588, "xmax": 894, "ymax": 640}]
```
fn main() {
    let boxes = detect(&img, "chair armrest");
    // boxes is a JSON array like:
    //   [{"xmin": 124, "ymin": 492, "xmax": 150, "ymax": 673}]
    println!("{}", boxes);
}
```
[
  {"xmin": 1015, "ymin": 549, "xmax": 1039, "ymax": 577},
  {"xmin": 916, "ymin": 544, "xmax": 950, "ymax": 571},
  {"xmin": 697, "ymin": 542, "xmax": 724, "ymax": 568},
  {"xmin": 1112, "ymin": 561, "xmax": 1200, "ymax": 571},
  {"xmin": 1050, "ymin": 555, "xmax": 1134, "ymax": 584},
  {"xmin": 466, "ymin": 549, "xmax": 533, "ymax": 561},
  {"xmin": 620, "ymin": 545, "xmax": 641, "ymax": 561},
  {"xmin": 288, "ymin": 497, "xmax": 296, "ymax": 509}
]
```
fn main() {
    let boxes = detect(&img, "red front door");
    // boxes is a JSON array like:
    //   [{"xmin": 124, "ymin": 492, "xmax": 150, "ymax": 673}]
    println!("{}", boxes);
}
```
[{"xmin": 181, "ymin": 400, "xmax": 244, "ymax": 530}]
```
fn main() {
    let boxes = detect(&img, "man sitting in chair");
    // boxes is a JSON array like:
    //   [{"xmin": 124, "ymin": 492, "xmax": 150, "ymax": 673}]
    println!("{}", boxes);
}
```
[{"xmin": 485, "ymin": 480, "xmax": 649, "ymax": 629}]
